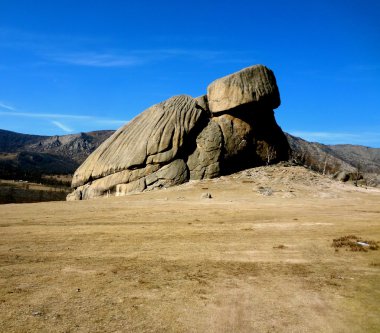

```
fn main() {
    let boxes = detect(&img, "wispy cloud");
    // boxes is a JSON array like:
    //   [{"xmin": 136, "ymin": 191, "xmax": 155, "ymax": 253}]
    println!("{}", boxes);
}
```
[
  {"xmin": 0, "ymin": 110, "xmax": 92, "ymax": 119},
  {"xmin": 0, "ymin": 101, "xmax": 16, "ymax": 111},
  {"xmin": 51, "ymin": 121, "xmax": 73, "ymax": 133},
  {"xmin": 347, "ymin": 64, "xmax": 380, "ymax": 72},
  {"xmin": 1, "ymin": 107, "xmax": 128, "ymax": 129},
  {"xmin": 295, "ymin": 62, "xmax": 380, "ymax": 83},
  {"xmin": 144, "ymin": 48, "xmax": 223, "ymax": 60},
  {"xmin": 49, "ymin": 52, "xmax": 143, "ymax": 68},
  {"xmin": 291, "ymin": 131, "xmax": 359, "ymax": 140},
  {"xmin": 94, "ymin": 119, "xmax": 129, "ymax": 126},
  {"xmin": 0, "ymin": 28, "xmax": 99, "ymax": 53},
  {"xmin": 0, "ymin": 29, "xmax": 254, "ymax": 68},
  {"xmin": 46, "ymin": 49, "xmax": 227, "ymax": 68},
  {"xmin": 290, "ymin": 131, "xmax": 380, "ymax": 146}
]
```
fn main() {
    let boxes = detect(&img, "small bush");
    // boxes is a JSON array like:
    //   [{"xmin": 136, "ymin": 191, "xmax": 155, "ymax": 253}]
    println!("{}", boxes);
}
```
[
  {"xmin": 332, "ymin": 235, "xmax": 379, "ymax": 252},
  {"xmin": 273, "ymin": 244, "xmax": 287, "ymax": 249}
]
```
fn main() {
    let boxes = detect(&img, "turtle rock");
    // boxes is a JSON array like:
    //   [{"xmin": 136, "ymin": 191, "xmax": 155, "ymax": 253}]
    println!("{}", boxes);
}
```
[{"xmin": 67, "ymin": 65, "xmax": 290, "ymax": 200}]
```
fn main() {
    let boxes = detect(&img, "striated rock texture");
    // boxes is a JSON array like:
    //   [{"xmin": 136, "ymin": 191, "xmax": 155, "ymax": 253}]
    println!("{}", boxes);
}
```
[{"xmin": 68, "ymin": 64, "xmax": 290, "ymax": 200}]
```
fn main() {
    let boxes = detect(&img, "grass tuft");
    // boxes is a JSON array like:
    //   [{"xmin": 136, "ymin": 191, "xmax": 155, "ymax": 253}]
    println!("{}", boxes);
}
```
[
  {"xmin": 273, "ymin": 244, "xmax": 287, "ymax": 249},
  {"xmin": 332, "ymin": 235, "xmax": 379, "ymax": 252}
]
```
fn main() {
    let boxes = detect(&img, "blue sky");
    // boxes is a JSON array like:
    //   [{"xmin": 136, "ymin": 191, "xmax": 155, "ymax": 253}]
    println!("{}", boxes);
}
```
[{"xmin": 0, "ymin": 0, "xmax": 379, "ymax": 147}]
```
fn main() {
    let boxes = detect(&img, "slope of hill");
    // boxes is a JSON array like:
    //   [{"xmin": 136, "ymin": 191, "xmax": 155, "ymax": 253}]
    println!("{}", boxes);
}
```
[
  {"xmin": 0, "ymin": 129, "xmax": 114, "ymax": 182},
  {"xmin": 0, "ymin": 129, "xmax": 114, "ymax": 163},
  {"xmin": 327, "ymin": 144, "xmax": 380, "ymax": 173},
  {"xmin": 0, "ymin": 130, "xmax": 47, "ymax": 152},
  {"xmin": 286, "ymin": 133, "xmax": 380, "ymax": 175},
  {"xmin": 0, "ymin": 152, "xmax": 79, "ymax": 179}
]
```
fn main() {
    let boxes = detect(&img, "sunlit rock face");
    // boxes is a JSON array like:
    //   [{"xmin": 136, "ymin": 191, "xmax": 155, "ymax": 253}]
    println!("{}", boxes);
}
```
[
  {"xmin": 207, "ymin": 64, "xmax": 280, "ymax": 112},
  {"xmin": 67, "ymin": 65, "xmax": 290, "ymax": 200}
]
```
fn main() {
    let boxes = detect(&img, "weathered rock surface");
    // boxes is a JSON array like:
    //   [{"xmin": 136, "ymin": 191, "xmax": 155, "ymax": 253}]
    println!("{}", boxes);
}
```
[
  {"xmin": 194, "ymin": 95, "xmax": 209, "ymax": 112},
  {"xmin": 214, "ymin": 114, "xmax": 252, "ymax": 160},
  {"xmin": 207, "ymin": 65, "xmax": 280, "ymax": 113},
  {"xmin": 68, "ymin": 64, "xmax": 290, "ymax": 200},
  {"xmin": 187, "ymin": 120, "xmax": 222, "ymax": 180},
  {"xmin": 71, "ymin": 95, "xmax": 204, "ymax": 188}
]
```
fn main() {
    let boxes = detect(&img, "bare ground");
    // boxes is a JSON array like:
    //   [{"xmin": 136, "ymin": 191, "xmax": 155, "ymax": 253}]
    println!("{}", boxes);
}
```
[{"xmin": 0, "ymin": 165, "xmax": 379, "ymax": 332}]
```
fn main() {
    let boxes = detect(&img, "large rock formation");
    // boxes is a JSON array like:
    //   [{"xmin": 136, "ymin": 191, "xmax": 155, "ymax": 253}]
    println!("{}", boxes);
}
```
[{"xmin": 67, "ymin": 65, "xmax": 290, "ymax": 200}]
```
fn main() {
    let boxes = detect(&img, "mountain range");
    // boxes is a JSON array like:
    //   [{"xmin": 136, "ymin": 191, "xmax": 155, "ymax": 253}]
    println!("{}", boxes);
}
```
[
  {"xmin": 0, "ymin": 129, "xmax": 379, "ymax": 185},
  {"xmin": 0, "ymin": 129, "xmax": 113, "ymax": 182}
]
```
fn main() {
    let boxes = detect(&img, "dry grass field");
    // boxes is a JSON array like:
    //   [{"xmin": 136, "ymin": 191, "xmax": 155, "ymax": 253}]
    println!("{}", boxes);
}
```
[
  {"xmin": 0, "ymin": 179, "xmax": 70, "ymax": 204},
  {"xmin": 1, "ymin": 165, "xmax": 379, "ymax": 332}
]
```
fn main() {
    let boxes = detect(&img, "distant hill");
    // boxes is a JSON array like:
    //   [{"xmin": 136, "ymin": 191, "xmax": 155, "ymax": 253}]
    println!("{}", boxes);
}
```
[
  {"xmin": 286, "ymin": 133, "xmax": 380, "ymax": 175},
  {"xmin": 0, "ymin": 129, "xmax": 114, "ymax": 183},
  {"xmin": 0, "ymin": 151, "xmax": 79, "ymax": 179},
  {"xmin": 0, "ymin": 129, "xmax": 379, "ymax": 186},
  {"xmin": 0, "ymin": 129, "xmax": 114, "ymax": 163},
  {"xmin": 325, "ymin": 144, "xmax": 380, "ymax": 173}
]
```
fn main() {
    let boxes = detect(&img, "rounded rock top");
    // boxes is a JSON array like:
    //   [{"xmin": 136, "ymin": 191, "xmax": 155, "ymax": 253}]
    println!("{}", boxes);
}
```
[{"xmin": 207, "ymin": 64, "xmax": 281, "ymax": 113}]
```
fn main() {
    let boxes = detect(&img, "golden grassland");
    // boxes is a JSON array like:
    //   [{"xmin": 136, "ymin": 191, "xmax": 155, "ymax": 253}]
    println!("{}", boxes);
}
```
[{"xmin": 1, "ymin": 166, "xmax": 379, "ymax": 332}]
